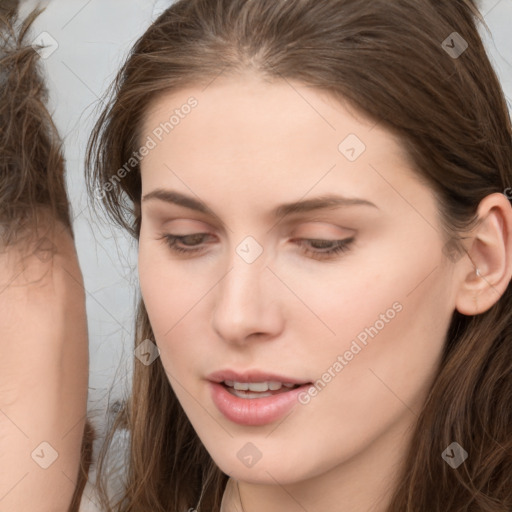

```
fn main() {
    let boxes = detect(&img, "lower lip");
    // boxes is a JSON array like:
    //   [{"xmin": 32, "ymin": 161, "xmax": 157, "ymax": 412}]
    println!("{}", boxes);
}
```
[{"xmin": 209, "ymin": 382, "xmax": 310, "ymax": 426}]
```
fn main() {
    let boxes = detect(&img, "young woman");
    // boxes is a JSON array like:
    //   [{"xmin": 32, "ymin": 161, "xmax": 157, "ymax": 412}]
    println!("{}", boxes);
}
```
[
  {"xmin": 85, "ymin": 0, "xmax": 512, "ymax": 510},
  {"xmin": 0, "ymin": 9, "xmax": 91, "ymax": 512}
]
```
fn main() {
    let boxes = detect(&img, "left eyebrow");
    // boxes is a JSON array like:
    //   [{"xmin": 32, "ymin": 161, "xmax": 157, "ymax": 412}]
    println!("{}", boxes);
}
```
[
  {"xmin": 272, "ymin": 194, "xmax": 379, "ymax": 218},
  {"xmin": 141, "ymin": 189, "xmax": 378, "ymax": 222}
]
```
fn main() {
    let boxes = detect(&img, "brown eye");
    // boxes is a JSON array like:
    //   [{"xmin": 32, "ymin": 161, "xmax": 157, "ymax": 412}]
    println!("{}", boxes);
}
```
[
  {"xmin": 160, "ymin": 233, "xmax": 213, "ymax": 254},
  {"xmin": 293, "ymin": 237, "xmax": 355, "ymax": 260}
]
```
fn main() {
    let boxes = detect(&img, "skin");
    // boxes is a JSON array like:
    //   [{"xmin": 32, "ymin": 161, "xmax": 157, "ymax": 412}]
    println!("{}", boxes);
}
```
[
  {"xmin": 137, "ymin": 72, "xmax": 512, "ymax": 512},
  {"xmin": 0, "ymin": 218, "xmax": 88, "ymax": 512}
]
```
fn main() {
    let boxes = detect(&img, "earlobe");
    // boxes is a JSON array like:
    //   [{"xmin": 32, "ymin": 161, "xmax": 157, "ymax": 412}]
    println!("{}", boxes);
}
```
[{"xmin": 455, "ymin": 193, "xmax": 512, "ymax": 316}]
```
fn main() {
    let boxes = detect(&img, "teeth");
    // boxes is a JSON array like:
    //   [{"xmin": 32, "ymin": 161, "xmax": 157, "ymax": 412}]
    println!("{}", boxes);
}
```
[
  {"xmin": 248, "ymin": 382, "xmax": 269, "ymax": 392},
  {"xmin": 232, "ymin": 389, "xmax": 273, "ymax": 399},
  {"xmin": 224, "ymin": 381, "xmax": 296, "ymax": 392}
]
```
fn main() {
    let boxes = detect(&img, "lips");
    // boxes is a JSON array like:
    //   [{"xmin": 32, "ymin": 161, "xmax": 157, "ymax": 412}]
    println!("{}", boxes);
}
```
[
  {"xmin": 206, "ymin": 369, "xmax": 313, "ymax": 426},
  {"xmin": 207, "ymin": 369, "xmax": 310, "ymax": 386}
]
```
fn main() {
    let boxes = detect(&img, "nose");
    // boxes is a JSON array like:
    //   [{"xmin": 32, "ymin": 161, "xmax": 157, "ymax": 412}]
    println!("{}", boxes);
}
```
[{"xmin": 211, "ymin": 250, "xmax": 284, "ymax": 346}]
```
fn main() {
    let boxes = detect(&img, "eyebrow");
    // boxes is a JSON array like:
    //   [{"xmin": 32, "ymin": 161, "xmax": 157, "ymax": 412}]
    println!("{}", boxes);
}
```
[{"xmin": 141, "ymin": 189, "xmax": 378, "ymax": 221}]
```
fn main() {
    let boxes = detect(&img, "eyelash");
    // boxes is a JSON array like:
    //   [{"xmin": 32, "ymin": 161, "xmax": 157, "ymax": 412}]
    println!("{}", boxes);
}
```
[{"xmin": 158, "ymin": 233, "xmax": 355, "ymax": 260}]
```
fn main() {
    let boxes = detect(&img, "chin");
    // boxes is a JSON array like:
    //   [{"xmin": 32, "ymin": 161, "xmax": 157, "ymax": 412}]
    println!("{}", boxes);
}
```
[{"xmin": 204, "ymin": 443, "xmax": 314, "ymax": 485}]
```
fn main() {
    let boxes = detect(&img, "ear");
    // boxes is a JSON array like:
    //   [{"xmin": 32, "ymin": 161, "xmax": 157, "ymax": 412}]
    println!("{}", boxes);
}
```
[{"xmin": 455, "ymin": 192, "xmax": 512, "ymax": 316}]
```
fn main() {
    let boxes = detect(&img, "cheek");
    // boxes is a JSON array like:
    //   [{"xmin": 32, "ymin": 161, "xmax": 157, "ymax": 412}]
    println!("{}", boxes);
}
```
[
  {"xmin": 292, "ymin": 233, "xmax": 449, "ymax": 389},
  {"xmin": 303, "ymin": 258, "xmax": 451, "ymax": 433},
  {"xmin": 302, "ymin": 231, "xmax": 450, "ymax": 367},
  {"xmin": 138, "ymin": 240, "xmax": 185, "ymax": 345},
  {"xmin": 138, "ymin": 241, "xmax": 213, "ymax": 373}
]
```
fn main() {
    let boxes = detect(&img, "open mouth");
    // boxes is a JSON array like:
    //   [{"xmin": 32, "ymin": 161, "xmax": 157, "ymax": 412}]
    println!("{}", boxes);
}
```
[
  {"xmin": 209, "ymin": 376, "xmax": 314, "ymax": 425},
  {"xmin": 222, "ymin": 380, "xmax": 303, "ymax": 399}
]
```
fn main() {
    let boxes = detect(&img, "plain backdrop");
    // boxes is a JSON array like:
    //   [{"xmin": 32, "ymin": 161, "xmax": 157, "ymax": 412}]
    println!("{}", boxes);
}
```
[{"xmin": 16, "ymin": 0, "xmax": 512, "ymax": 501}]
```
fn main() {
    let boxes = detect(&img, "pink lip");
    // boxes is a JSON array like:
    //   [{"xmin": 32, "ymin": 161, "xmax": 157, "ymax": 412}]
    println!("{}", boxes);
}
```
[
  {"xmin": 206, "ymin": 369, "xmax": 309, "ymax": 385},
  {"xmin": 206, "ymin": 369, "xmax": 312, "ymax": 426}
]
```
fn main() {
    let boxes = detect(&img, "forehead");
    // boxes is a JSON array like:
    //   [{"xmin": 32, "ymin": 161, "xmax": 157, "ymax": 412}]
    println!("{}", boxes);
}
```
[
  {"xmin": 138, "ymin": 74, "xmax": 421, "ymax": 214},
  {"xmin": 141, "ymin": 73, "xmax": 407, "ymax": 159}
]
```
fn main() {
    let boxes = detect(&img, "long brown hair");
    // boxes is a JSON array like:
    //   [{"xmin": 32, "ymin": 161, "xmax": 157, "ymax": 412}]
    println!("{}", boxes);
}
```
[
  {"xmin": 0, "ymin": 8, "xmax": 94, "ymax": 511},
  {"xmin": 85, "ymin": 0, "xmax": 512, "ymax": 510}
]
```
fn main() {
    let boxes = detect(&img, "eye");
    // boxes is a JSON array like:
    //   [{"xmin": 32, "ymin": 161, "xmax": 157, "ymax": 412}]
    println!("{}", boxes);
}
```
[
  {"xmin": 159, "ymin": 233, "xmax": 214, "ymax": 255},
  {"xmin": 159, "ymin": 233, "xmax": 355, "ymax": 260},
  {"xmin": 293, "ymin": 237, "xmax": 355, "ymax": 260}
]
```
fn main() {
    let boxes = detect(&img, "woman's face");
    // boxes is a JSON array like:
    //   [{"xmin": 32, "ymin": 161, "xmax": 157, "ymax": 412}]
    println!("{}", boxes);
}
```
[{"xmin": 138, "ymin": 73, "xmax": 456, "ymax": 486}]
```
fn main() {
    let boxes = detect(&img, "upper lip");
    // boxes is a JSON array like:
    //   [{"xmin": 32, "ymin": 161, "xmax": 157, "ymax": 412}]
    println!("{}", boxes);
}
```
[{"xmin": 207, "ymin": 369, "xmax": 311, "ymax": 385}]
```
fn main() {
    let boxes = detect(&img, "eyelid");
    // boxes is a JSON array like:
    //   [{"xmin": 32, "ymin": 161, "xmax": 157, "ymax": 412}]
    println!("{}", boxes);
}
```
[
  {"xmin": 158, "ymin": 231, "xmax": 355, "ymax": 260},
  {"xmin": 290, "ymin": 221, "xmax": 356, "ymax": 236}
]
